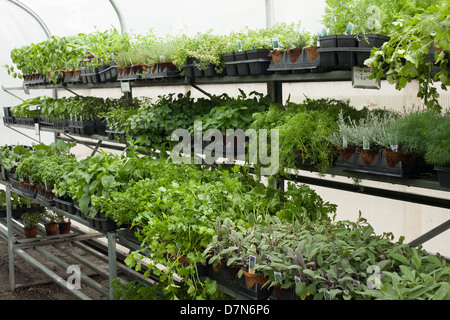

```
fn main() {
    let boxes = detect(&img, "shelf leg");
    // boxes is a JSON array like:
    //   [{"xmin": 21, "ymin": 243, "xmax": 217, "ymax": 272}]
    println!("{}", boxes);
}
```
[
  {"xmin": 107, "ymin": 231, "xmax": 117, "ymax": 300},
  {"xmin": 5, "ymin": 185, "xmax": 15, "ymax": 291}
]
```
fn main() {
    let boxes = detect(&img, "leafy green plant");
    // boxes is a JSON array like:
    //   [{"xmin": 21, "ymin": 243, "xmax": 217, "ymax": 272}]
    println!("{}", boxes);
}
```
[
  {"xmin": 422, "ymin": 111, "xmax": 450, "ymax": 166},
  {"xmin": 22, "ymin": 212, "xmax": 41, "ymax": 228},
  {"xmin": 366, "ymin": 1, "xmax": 450, "ymax": 111}
]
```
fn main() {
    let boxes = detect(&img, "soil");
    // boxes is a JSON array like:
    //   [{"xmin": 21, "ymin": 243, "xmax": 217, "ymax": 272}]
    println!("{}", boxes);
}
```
[{"xmin": 0, "ymin": 229, "xmax": 124, "ymax": 300}]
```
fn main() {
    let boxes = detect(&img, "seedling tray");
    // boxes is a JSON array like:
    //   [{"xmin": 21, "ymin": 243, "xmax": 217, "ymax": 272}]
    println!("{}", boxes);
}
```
[
  {"xmin": 68, "ymin": 120, "xmax": 96, "ymax": 135},
  {"xmin": 334, "ymin": 149, "xmax": 420, "ymax": 178},
  {"xmin": 268, "ymin": 48, "xmax": 321, "ymax": 73},
  {"xmin": 54, "ymin": 197, "xmax": 77, "ymax": 215},
  {"xmin": 80, "ymin": 67, "xmax": 100, "ymax": 84},
  {"xmin": 36, "ymin": 192, "xmax": 55, "ymax": 206},
  {"xmin": 98, "ymin": 63, "xmax": 118, "ymax": 82},
  {"xmin": 15, "ymin": 117, "xmax": 37, "ymax": 126},
  {"xmin": 86, "ymin": 214, "xmax": 120, "ymax": 232},
  {"xmin": 141, "ymin": 63, "xmax": 181, "ymax": 80},
  {"xmin": 2, "ymin": 117, "xmax": 15, "ymax": 125},
  {"xmin": 105, "ymin": 129, "xmax": 126, "ymax": 141},
  {"xmin": 207, "ymin": 266, "xmax": 273, "ymax": 300}
]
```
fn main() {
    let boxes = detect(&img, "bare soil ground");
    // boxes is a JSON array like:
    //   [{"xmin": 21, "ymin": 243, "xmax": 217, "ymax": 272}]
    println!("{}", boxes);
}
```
[{"xmin": 0, "ymin": 230, "xmax": 116, "ymax": 300}]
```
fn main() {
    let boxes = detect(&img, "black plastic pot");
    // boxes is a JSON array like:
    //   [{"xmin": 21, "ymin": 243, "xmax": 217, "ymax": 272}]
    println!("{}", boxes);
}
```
[
  {"xmin": 224, "ymin": 52, "xmax": 238, "ymax": 76},
  {"xmin": 98, "ymin": 63, "xmax": 118, "ymax": 82},
  {"xmin": 356, "ymin": 34, "xmax": 390, "ymax": 67},
  {"xmin": 435, "ymin": 166, "xmax": 450, "ymax": 188},
  {"xmin": 86, "ymin": 213, "xmax": 120, "ymax": 232},
  {"xmin": 80, "ymin": 67, "xmax": 100, "ymax": 84},
  {"xmin": 318, "ymin": 35, "xmax": 338, "ymax": 68},
  {"xmin": 54, "ymin": 197, "xmax": 77, "ymax": 215},
  {"xmin": 68, "ymin": 120, "xmax": 96, "ymax": 135},
  {"xmin": 336, "ymin": 35, "xmax": 357, "ymax": 68},
  {"xmin": 234, "ymin": 51, "xmax": 250, "ymax": 75},
  {"xmin": 247, "ymin": 49, "xmax": 272, "ymax": 75}
]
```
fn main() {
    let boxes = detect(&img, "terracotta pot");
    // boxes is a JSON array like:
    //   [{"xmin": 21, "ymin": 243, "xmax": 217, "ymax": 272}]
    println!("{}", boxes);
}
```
[
  {"xmin": 357, "ymin": 149, "xmax": 379, "ymax": 165},
  {"xmin": 401, "ymin": 152, "xmax": 417, "ymax": 168},
  {"xmin": 383, "ymin": 150, "xmax": 404, "ymax": 168},
  {"xmin": 305, "ymin": 46, "xmax": 320, "ymax": 62},
  {"xmin": 226, "ymin": 265, "xmax": 240, "ymax": 280},
  {"xmin": 74, "ymin": 70, "xmax": 81, "ymax": 77},
  {"xmin": 269, "ymin": 50, "xmax": 285, "ymax": 64},
  {"xmin": 45, "ymin": 223, "xmax": 58, "ymax": 236},
  {"xmin": 242, "ymin": 270, "xmax": 270, "ymax": 289},
  {"xmin": 213, "ymin": 261, "xmax": 223, "ymax": 273},
  {"xmin": 24, "ymin": 227, "xmax": 37, "ymax": 238},
  {"xmin": 58, "ymin": 222, "xmax": 71, "ymax": 234},
  {"xmin": 287, "ymin": 48, "xmax": 303, "ymax": 63},
  {"xmin": 338, "ymin": 146, "xmax": 356, "ymax": 162},
  {"xmin": 274, "ymin": 284, "xmax": 291, "ymax": 300},
  {"xmin": 158, "ymin": 61, "xmax": 177, "ymax": 72}
]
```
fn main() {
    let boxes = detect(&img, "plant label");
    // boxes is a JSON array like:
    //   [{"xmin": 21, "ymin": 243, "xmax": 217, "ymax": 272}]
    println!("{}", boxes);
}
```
[
  {"xmin": 346, "ymin": 22, "xmax": 354, "ymax": 35},
  {"xmin": 237, "ymin": 40, "xmax": 242, "ymax": 52},
  {"xmin": 121, "ymin": 81, "xmax": 131, "ymax": 93},
  {"xmin": 248, "ymin": 255, "xmax": 256, "ymax": 274},
  {"xmin": 352, "ymin": 66, "xmax": 381, "ymax": 89},
  {"xmin": 363, "ymin": 137, "xmax": 370, "ymax": 150},
  {"xmin": 272, "ymin": 38, "xmax": 280, "ymax": 50},
  {"xmin": 274, "ymin": 271, "xmax": 281, "ymax": 282},
  {"xmin": 342, "ymin": 136, "xmax": 348, "ymax": 148}
]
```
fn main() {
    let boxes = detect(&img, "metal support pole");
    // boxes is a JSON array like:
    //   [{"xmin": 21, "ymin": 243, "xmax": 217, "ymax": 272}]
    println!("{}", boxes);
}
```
[
  {"xmin": 6, "ymin": 0, "xmax": 51, "ymax": 37},
  {"xmin": 107, "ymin": 231, "xmax": 117, "ymax": 300},
  {"xmin": 34, "ymin": 246, "xmax": 109, "ymax": 298},
  {"xmin": 91, "ymin": 140, "xmax": 103, "ymax": 157},
  {"xmin": 408, "ymin": 219, "xmax": 450, "ymax": 248},
  {"xmin": 265, "ymin": 0, "xmax": 274, "ymax": 28},
  {"xmin": 109, "ymin": 0, "xmax": 127, "ymax": 34},
  {"xmin": 5, "ymin": 185, "xmax": 15, "ymax": 291}
]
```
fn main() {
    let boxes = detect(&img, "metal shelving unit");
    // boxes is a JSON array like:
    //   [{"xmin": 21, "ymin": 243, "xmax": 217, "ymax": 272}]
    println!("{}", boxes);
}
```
[{"xmin": 1, "ymin": 70, "xmax": 449, "ymax": 299}]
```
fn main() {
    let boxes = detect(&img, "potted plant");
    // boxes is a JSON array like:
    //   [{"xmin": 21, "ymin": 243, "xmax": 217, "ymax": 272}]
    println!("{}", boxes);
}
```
[
  {"xmin": 58, "ymin": 214, "xmax": 71, "ymax": 234},
  {"xmin": 43, "ymin": 211, "xmax": 58, "ymax": 236},
  {"xmin": 423, "ymin": 112, "xmax": 450, "ymax": 187},
  {"xmin": 22, "ymin": 212, "xmax": 41, "ymax": 238}
]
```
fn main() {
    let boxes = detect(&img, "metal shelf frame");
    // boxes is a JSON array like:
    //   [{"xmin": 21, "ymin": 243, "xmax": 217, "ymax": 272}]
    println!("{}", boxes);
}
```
[
  {"xmin": 1, "ymin": 71, "xmax": 449, "ymax": 300},
  {"xmin": 0, "ymin": 180, "xmax": 120, "ymax": 299}
]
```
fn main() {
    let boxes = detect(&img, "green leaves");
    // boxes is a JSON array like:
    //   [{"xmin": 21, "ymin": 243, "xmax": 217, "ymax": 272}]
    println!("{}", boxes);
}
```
[{"xmin": 367, "ymin": 0, "xmax": 450, "ymax": 111}]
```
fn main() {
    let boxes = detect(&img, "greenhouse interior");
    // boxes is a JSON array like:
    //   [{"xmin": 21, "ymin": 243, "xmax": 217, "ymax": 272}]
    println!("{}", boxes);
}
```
[{"xmin": 0, "ymin": 0, "xmax": 449, "ymax": 308}]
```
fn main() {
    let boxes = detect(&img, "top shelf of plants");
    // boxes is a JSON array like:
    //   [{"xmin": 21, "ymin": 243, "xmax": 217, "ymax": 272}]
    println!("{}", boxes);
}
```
[{"xmin": 4, "ymin": 0, "xmax": 449, "ymax": 107}]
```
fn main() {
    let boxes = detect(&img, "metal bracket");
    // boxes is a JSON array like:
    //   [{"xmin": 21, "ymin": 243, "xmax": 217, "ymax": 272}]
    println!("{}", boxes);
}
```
[
  {"xmin": 408, "ymin": 219, "xmax": 450, "ymax": 248},
  {"xmin": 189, "ymin": 80, "xmax": 222, "ymax": 104}
]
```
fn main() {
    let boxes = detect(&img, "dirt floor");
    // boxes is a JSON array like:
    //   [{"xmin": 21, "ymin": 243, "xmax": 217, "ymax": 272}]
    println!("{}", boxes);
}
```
[{"xmin": 0, "ymin": 225, "xmax": 126, "ymax": 300}]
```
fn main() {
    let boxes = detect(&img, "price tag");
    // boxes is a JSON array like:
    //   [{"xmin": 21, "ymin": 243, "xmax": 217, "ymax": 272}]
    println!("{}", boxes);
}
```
[
  {"xmin": 121, "ymin": 81, "xmax": 131, "ymax": 93},
  {"xmin": 352, "ymin": 66, "xmax": 381, "ymax": 89}
]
